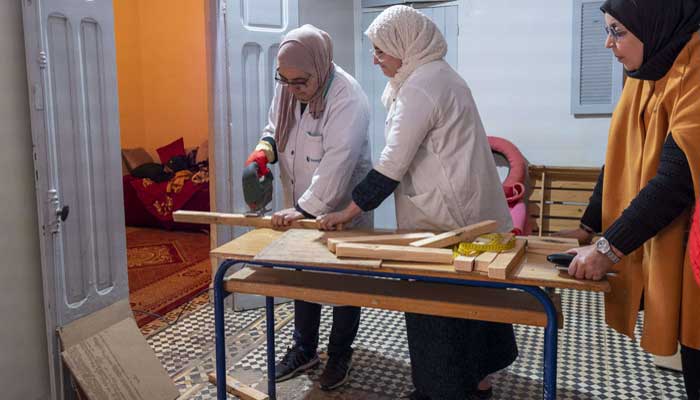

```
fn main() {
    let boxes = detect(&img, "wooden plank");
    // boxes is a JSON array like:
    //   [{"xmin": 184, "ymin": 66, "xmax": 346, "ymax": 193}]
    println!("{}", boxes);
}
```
[
  {"xmin": 253, "ymin": 230, "xmax": 382, "ymax": 268},
  {"xmin": 532, "ymin": 178, "xmax": 597, "ymax": 190},
  {"xmin": 173, "ymin": 210, "xmax": 320, "ymax": 229},
  {"xmin": 475, "ymin": 251, "xmax": 499, "ymax": 272},
  {"xmin": 522, "ymin": 235, "xmax": 579, "ymax": 245},
  {"xmin": 327, "ymin": 232, "xmax": 435, "ymax": 252},
  {"xmin": 528, "ymin": 165, "xmax": 601, "ymax": 180},
  {"xmin": 538, "ymin": 171, "xmax": 546, "ymax": 236},
  {"xmin": 488, "ymin": 239, "xmax": 527, "ymax": 279},
  {"xmin": 529, "ymin": 189, "xmax": 592, "ymax": 204},
  {"xmin": 335, "ymin": 243, "xmax": 454, "ymax": 264},
  {"xmin": 529, "ymin": 203, "xmax": 588, "ymax": 219},
  {"xmin": 211, "ymin": 228, "xmax": 281, "ymax": 260},
  {"xmin": 453, "ymin": 255, "xmax": 476, "ymax": 272},
  {"xmin": 540, "ymin": 218, "xmax": 581, "ymax": 233},
  {"xmin": 228, "ymin": 229, "xmax": 610, "ymax": 292},
  {"xmin": 207, "ymin": 373, "xmax": 268, "ymax": 400},
  {"xmin": 409, "ymin": 220, "xmax": 499, "ymax": 248},
  {"xmin": 225, "ymin": 267, "xmax": 563, "ymax": 328},
  {"xmin": 525, "ymin": 237, "xmax": 578, "ymax": 253}
]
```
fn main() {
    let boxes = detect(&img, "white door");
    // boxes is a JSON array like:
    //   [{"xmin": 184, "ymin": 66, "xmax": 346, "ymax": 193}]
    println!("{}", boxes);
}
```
[
  {"xmin": 359, "ymin": 3, "xmax": 459, "ymax": 229},
  {"xmin": 217, "ymin": 0, "xmax": 299, "ymax": 309},
  {"xmin": 21, "ymin": 0, "xmax": 127, "ymax": 397}
]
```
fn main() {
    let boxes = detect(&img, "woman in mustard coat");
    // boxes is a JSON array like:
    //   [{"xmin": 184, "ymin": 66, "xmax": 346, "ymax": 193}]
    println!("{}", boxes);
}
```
[{"xmin": 562, "ymin": 1, "xmax": 700, "ymax": 398}]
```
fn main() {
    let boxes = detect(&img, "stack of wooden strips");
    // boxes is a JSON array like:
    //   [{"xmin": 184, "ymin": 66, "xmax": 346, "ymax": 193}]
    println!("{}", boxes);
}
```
[{"xmin": 327, "ymin": 220, "xmax": 532, "ymax": 280}]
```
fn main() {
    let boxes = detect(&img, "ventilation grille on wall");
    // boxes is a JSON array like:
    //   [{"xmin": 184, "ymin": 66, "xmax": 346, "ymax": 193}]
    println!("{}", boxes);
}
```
[
  {"xmin": 361, "ymin": 0, "xmax": 449, "ymax": 8},
  {"xmin": 571, "ymin": 0, "xmax": 623, "ymax": 115}
]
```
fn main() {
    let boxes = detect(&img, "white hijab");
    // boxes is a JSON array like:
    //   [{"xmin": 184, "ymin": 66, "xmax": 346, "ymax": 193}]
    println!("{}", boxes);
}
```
[{"xmin": 365, "ymin": 5, "xmax": 447, "ymax": 109}]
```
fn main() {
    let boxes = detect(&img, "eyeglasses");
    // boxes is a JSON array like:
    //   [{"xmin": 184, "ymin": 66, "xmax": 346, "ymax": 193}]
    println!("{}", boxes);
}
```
[
  {"xmin": 369, "ymin": 47, "xmax": 386, "ymax": 59},
  {"xmin": 274, "ymin": 71, "xmax": 310, "ymax": 88},
  {"xmin": 604, "ymin": 25, "xmax": 627, "ymax": 42}
]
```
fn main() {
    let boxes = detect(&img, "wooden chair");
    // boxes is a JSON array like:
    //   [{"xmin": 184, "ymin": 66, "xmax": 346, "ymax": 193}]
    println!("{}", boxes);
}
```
[{"xmin": 527, "ymin": 165, "xmax": 601, "ymax": 236}]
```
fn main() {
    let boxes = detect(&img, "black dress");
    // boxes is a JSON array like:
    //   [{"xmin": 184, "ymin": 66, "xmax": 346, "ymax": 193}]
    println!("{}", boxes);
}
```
[{"xmin": 405, "ymin": 312, "xmax": 518, "ymax": 399}]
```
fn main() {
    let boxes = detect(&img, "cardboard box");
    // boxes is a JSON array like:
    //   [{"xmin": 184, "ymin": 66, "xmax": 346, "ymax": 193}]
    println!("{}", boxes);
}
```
[{"xmin": 59, "ymin": 299, "xmax": 179, "ymax": 400}]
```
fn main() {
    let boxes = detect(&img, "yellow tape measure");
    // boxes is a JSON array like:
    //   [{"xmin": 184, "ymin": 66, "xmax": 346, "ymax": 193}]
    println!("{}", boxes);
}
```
[{"xmin": 452, "ymin": 233, "xmax": 515, "ymax": 257}]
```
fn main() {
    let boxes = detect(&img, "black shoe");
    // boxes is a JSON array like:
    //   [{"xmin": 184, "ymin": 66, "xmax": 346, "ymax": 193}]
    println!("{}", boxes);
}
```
[
  {"xmin": 468, "ymin": 387, "xmax": 493, "ymax": 400},
  {"xmin": 274, "ymin": 346, "xmax": 320, "ymax": 382},
  {"xmin": 319, "ymin": 349, "xmax": 353, "ymax": 391}
]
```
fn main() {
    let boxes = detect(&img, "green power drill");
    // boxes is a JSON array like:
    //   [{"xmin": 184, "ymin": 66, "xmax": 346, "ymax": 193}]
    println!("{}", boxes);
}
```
[{"xmin": 242, "ymin": 162, "xmax": 274, "ymax": 216}]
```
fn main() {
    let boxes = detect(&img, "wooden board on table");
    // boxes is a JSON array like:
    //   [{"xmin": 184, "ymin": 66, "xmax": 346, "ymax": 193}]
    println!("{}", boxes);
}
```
[
  {"xmin": 219, "ymin": 229, "xmax": 610, "ymax": 292},
  {"xmin": 524, "ymin": 236, "xmax": 579, "ymax": 254},
  {"xmin": 211, "ymin": 228, "xmax": 281, "ymax": 261},
  {"xmin": 254, "ymin": 229, "xmax": 382, "ymax": 269},
  {"xmin": 327, "ymin": 232, "xmax": 435, "ymax": 252},
  {"xmin": 335, "ymin": 243, "xmax": 454, "ymax": 264}
]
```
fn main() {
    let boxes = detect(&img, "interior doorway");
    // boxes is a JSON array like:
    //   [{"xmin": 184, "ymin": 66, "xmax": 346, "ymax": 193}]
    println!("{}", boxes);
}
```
[{"xmin": 113, "ymin": 0, "xmax": 213, "ymax": 327}]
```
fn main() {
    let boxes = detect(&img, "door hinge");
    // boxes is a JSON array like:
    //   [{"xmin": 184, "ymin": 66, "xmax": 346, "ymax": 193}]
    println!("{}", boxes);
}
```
[
  {"xmin": 37, "ymin": 50, "xmax": 47, "ymax": 69},
  {"xmin": 48, "ymin": 189, "xmax": 61, "ymax": 233}
]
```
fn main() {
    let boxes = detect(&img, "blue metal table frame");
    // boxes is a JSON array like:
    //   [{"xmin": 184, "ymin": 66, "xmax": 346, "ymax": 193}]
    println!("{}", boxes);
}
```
[{"xmin": 213, "ymin": 259, "xmax": 560, "ymax": 400}]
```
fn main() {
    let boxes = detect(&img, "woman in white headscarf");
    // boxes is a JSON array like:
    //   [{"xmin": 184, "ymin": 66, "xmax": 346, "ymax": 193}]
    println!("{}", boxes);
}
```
[{"xmin": 318, "ymin": 6, "xmax": 517, "ymax": 399}]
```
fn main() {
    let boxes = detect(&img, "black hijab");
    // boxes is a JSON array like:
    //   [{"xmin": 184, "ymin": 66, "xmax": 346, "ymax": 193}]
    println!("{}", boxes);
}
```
[{"xmin": 601, "ymin": 0, "xmax": 700, "ymax": 81}]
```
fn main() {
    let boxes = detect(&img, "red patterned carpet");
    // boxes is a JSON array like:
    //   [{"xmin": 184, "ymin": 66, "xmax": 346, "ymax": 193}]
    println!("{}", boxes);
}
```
[{"xmin": 126, "ymin": 227, "xmax": 211, "ymax": 327}]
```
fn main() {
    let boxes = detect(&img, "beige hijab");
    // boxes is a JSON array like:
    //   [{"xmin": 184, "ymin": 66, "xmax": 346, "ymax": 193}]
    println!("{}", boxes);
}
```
[
  {"xmin": 275, "ymin": 24, "xmax": 334, "ymax": 152},
  {"xmin": 364, "ymin": 5, "xmax": 447, "ymax": 109}
]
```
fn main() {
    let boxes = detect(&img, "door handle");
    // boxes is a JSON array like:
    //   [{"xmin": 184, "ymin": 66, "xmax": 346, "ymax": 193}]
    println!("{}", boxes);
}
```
[{"xmin": 56, "ymin": 205, "xmax": 69, "ymax": 222}]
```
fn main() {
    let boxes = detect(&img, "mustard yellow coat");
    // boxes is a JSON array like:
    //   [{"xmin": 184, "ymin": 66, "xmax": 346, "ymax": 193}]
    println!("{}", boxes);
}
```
[{"xmin": 603, "ymin": 33, "xmax": 700, "ymax": 356}]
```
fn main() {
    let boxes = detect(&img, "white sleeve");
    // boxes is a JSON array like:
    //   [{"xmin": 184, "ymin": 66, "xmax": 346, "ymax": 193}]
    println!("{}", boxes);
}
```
[
  {"xmin": 261, "ymin": 84, "xmax": 282, "ymax": 141},
  {"xmin": 374, "ymin": 85, "xmax": 438, "ymax": 182},
  {"xmin": 297, "ymin": 94, "xmax": 370, "ymax": 216}
]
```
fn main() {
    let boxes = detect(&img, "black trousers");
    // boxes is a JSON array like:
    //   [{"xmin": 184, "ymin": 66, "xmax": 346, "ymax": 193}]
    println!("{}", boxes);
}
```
[
  {"xmin": 292, "ymin": 300, "xmax": 361, "ymax": 357},
  {"xmin": 683, "ymin": 344, "xmax": 700, "ymax": 400}
]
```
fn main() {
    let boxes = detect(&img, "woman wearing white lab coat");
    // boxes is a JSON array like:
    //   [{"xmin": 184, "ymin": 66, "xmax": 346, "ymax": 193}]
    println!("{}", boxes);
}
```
[
  {"xmin": 318, "ymin": 6, "xmax": 517, "ymax": 399},
  {"xmin": 245, "ymin": 25, "xmax": 372, "ymax": 390}
]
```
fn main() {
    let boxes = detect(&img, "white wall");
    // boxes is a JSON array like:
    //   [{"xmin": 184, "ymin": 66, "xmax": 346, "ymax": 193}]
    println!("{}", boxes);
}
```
[
  {"xmin": 0, "ymin": 1, "xmax": 51, "ymax": 399},
  {"xmin": 300, "ymin": 0, "xmax": 355, "ymax": 75},
  {"xmin": 458, "ymin": 0, "xmax": 611, "ymax": 167}
]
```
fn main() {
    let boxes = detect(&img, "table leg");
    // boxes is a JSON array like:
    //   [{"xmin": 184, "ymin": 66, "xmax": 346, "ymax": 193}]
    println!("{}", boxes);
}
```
[
  {"xmin": 521, "ymin": 286, "xmax": 559, "ymax": 400},
  {"xmin": 266, "ymin": 296, "xmax": 276, "ymax": 399},
  {"xmin": 214, "ymin": 260, "xmax": 239, "ymax": 400}
]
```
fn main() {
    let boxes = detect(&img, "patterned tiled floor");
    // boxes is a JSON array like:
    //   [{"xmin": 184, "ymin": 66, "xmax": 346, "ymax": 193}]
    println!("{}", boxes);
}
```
[{"xmin": 144, "ymin": 289, "xmax": 687, "ymax": 399}]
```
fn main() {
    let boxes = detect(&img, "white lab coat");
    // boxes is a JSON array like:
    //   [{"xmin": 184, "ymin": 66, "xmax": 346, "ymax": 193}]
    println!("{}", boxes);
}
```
[
  {"xmin": 376, "ymin": 60, "xmax": 512, "ymax": 232},
  {"xmin": 262, "ymin": 65, "xmax": 373, "ymax": 228}
]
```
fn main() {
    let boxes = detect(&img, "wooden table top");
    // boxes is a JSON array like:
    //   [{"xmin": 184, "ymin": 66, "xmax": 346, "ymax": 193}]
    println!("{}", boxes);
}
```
[{"xmin": 212, "ymin": 228, "xmax": 611, "ymax": 293}]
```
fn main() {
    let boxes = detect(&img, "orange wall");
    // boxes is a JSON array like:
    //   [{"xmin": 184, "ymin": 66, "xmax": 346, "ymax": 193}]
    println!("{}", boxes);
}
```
[{"xmin": 114, "ymin": 0, "xmax": 210, "ymax": 156}]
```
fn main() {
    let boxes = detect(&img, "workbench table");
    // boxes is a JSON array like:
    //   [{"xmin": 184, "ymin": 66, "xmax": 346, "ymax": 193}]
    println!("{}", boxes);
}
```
[{"xmin": 211, "ymin": 229, "xmax": 610, "ymax": 400}]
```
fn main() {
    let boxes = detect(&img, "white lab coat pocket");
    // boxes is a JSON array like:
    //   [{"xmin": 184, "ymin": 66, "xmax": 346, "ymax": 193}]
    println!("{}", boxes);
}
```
[
  {"xmin": 303, "ymin": 132, "xmax": 324, "ymax": 165},
  {"xmin": 395, "ymin": 187, "xmax": 456, "ymax": 231}
]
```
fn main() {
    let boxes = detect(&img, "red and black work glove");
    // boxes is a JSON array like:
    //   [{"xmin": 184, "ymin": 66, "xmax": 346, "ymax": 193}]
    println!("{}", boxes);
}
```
[{"xmin": 245, "ymin": 150, "xmax": 270, "ymax": 177}]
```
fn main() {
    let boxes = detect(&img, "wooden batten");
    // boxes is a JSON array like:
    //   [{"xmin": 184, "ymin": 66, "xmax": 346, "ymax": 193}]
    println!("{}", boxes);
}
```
[
  {"xmin": 475, "ymin": 252, "xmax": 499, "ymax": 272},
  {"xmin": 453, "ymin": 255, "xmax": 476, "ymax": 272},
  {"xmin": 327, "ymin": 232, "xmax": 435, "ymax": 252},
  {"xmin": 207, "ymin": 373, "xmax": 268, "ymax": 400},
  {"xmin": 488, "ymin": 239, "xmax": 527, "ymax": 279},
  {"xmin": 409, "ymin": 220, "xmax": 499, "ymax": 248},
  {"xmin": 335, "ymin": 243, "xmax": 454, "ymax": 264},
  {"xmin": 173, "ymin": 210, "xmax": 319, "ymax": 229}
]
